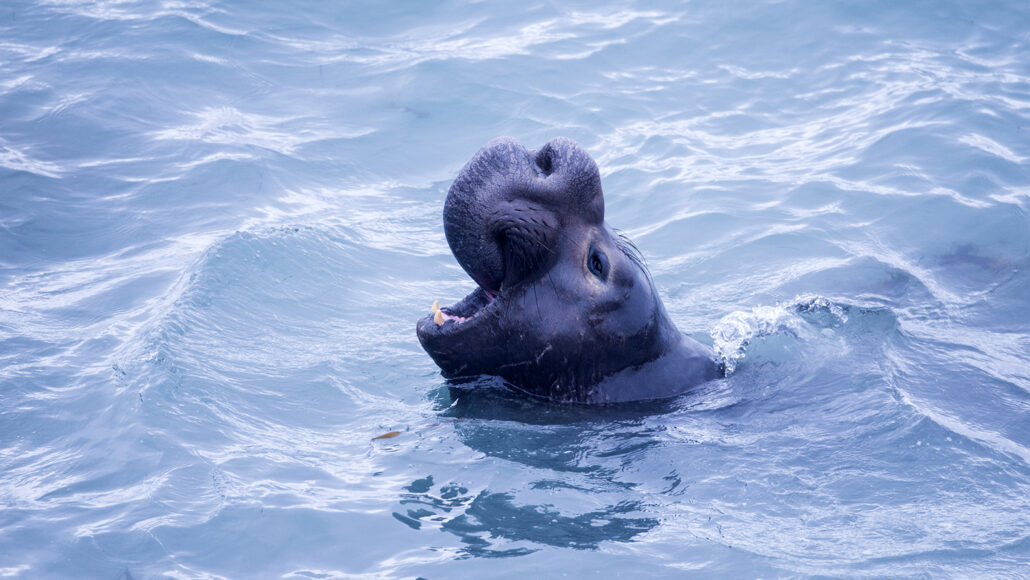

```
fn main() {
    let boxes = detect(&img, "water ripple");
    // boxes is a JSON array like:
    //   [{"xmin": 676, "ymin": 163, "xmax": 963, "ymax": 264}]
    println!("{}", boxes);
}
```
[{"xmin": 152, "ymin": 106, "xmax": 375, "ymax": 156}]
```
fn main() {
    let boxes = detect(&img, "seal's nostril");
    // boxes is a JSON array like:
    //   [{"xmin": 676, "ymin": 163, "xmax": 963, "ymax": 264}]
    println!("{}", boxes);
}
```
[{"xmin": 534, "ymin": 147, "xmax": 554, "ymax": 176}]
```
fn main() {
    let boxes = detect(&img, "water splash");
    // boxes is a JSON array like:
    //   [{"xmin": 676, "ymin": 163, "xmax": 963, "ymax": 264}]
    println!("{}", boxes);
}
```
[{"xmin": 711, "ymin": 295, "xmax": 848, "ymax": 373}]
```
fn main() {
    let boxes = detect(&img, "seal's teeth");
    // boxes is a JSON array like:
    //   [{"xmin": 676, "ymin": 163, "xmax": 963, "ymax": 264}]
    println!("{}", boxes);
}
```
[{"xmin": 432, "ymin": 300, "xmax": 444, "ymax": 325}]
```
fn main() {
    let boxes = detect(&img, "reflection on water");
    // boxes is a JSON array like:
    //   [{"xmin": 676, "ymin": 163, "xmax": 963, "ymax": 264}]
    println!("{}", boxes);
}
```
[{"xmin": 395, "ymin": 473, "xmax": 658, "ymax": 557}]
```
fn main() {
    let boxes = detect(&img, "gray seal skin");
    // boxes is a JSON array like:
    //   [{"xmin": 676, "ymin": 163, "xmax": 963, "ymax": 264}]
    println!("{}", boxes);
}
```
[{"xmin": 416, "ymin": 137, "xmax": 721, "ymax": 403}]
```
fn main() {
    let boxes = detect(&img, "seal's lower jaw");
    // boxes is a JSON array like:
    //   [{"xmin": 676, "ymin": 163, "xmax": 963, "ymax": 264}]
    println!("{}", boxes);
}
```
[{"xmin": 416, "ymin": 286, "xmax": 498, "ymax": 374}]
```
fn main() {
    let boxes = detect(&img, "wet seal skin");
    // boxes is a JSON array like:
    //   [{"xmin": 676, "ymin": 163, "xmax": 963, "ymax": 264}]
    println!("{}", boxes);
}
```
[{"xmin": 417, "ymin": 137, "xmax": 721, "ymax": 403}]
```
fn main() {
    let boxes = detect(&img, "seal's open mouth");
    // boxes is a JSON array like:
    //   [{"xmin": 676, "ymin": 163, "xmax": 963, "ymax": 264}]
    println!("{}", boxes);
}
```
[
  {"xmin": 425, "ymin": 286, "xmax": 495, "ymax": 331},
  {"xmin": 416, "ymin": 282, "xmax": 505, "ymax": 380}
]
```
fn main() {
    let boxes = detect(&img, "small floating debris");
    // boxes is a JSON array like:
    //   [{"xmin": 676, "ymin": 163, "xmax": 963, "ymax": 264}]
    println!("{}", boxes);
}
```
[{"xmin": 372, "ymin": 430, "xmax": 401, "ymax": 441}]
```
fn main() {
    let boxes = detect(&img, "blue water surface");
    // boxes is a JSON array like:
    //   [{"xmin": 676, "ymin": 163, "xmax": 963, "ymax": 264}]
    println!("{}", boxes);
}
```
[{"xmin": 2, "ymin": 0, "xmax": 1029, "ymax": 577}]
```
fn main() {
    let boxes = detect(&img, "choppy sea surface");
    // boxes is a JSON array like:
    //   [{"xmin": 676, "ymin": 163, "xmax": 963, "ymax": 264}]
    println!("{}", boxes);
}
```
[{"xmin": 2, "ymin": 1, "xmax": 1029, "ymax": 577}]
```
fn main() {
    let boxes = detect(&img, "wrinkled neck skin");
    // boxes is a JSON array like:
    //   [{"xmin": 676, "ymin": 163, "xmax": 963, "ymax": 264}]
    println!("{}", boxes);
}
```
[{"xmin": 417, "ymin": 137, "xmax": 720, "ymax": 403}]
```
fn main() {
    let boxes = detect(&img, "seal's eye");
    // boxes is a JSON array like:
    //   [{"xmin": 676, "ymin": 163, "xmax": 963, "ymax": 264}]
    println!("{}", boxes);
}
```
[{"xmin": 588, "ymin": 247, "xmax": 609, "ymax": 280}]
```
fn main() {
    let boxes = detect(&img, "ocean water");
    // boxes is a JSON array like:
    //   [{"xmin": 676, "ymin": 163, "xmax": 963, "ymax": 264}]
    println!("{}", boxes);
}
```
[{"xmin": 2, "ymin": 0, "xmax": 1029, "ymax": 577}]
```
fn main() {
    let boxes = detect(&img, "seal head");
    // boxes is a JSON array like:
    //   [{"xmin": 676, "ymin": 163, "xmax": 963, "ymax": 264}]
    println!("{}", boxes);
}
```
[{"xmin": 417, "ymin": 137, "xmax": 719, "ymax": 403}]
